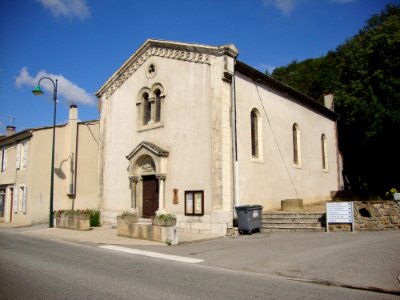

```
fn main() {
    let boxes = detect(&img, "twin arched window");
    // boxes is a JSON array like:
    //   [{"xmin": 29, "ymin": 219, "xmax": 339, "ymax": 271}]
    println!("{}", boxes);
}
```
[{"xmin": 138, "ymin": 84, "xmax": 165, "ymax": 129}]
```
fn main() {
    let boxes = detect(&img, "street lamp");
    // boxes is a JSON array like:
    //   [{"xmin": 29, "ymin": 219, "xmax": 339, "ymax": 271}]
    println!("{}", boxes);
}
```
[{"xmin": 32, "ymin": 77, "xmax": 58, "ymax": 228}]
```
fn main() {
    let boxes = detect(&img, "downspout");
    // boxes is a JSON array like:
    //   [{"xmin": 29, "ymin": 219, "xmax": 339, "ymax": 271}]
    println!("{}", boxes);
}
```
[
  {"xmin": 231, "ymin": 63, "xmax": 240, "ymax": 216},
  {"xmin": 323, "ymin": 92, "xmax": 342, "ymax": 191}
]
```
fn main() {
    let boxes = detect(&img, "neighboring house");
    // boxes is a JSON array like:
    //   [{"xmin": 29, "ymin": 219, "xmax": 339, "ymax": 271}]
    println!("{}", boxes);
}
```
[
  {"xmin": 0, "ymin": 105, "xmax": 99, "ymax": 225},
  {"xmin": 93, "ymin": 39, "xmax": 342, "ymax": 235}
]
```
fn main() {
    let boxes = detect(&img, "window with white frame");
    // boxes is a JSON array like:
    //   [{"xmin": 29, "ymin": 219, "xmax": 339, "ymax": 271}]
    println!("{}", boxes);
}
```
[
  {"xmin": 321, "ymin": 134, "xmax": 328, "ymax": 171},
  {"xmin": 137, "ymin": 84, "xmax": 165, "ymax": 130},
  {"xmin": 16, "ymin": 141, "xmax": 29, "ymax": 170},
  {"xmin": 20, "ymin": 186, "xmax": 27, "ymax": 214},
  {"xmin": 13, "ymin": 186, "xmax": 18, "ymax": 213},
  {"xmin": 12, "ymin": 185, "xmax": 27, "ymax": 214},
  {"xmin": 1, "ymin": 147, "xmax": 7, "ymax": 172},
  {"xmin": 292, "ymin": 123, "xmax": 301, "ymax": 167}
]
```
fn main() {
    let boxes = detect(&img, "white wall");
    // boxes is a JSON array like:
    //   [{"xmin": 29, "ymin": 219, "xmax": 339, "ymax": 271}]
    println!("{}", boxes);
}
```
[
  {"xmin": 100, "ymin": 56, "xmax": 213, "ymax": 214},
  {"xmin": 235, "ymin": 72, "xmax": 339, "ymax": 210}
]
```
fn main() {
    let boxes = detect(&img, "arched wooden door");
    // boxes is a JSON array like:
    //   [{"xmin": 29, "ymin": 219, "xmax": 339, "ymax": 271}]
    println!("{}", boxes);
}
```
[{"xmin": 142, "ymin": 175, "xmax": 159, "ymax": 218}]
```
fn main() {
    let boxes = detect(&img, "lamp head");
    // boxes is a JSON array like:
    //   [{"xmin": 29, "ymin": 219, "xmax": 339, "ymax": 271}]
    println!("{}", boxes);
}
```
[{"xmin": 32, "ymin": 85, "xmax": 44, "ymax": 96}]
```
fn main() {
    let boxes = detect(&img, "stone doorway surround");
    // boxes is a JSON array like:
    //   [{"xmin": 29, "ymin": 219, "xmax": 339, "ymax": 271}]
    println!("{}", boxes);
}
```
[{"xmin": 126, "ymin": 141, "xmax": 169, "ymax": 218}]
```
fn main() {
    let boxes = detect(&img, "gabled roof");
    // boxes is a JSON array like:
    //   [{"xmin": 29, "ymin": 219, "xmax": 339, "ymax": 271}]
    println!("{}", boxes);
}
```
[
  {"xmin": 235, "ymin": 61, "xmax": 339, "ymax": 121},
  {"xmin": 126, "ymin": 141, "xmax": 169, "ymax": 160},
  {"xmin": 0, "ymin": 129, "xmax": 33, "ymax": 147},
  {"xmin": 0, "ymin": 120, "xmax": 99, "ymax": 148},
  {"xmin": 95, "ymin": 38, "xmax": 337, "ymax": 121},
  {"xmin": 95, "ymin": 39, "xmax": 239, "ymax": 99}
]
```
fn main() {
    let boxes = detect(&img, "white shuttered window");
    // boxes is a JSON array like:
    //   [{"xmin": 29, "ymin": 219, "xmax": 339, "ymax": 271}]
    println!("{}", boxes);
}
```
[
  {"xmin": 16, "ymin": 144, "xmax": 21, "ymax": 169},
  {"xmin": 1, "ymin": 148, "xmax": 6, "ymax": 172},
  {"xmin": 13, "ymin": 186, "xmax": 19, "ymax": 213}
]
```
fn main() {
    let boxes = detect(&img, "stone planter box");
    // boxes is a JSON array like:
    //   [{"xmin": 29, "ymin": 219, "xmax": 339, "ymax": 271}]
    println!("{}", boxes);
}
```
[
  {"xmin": 117, "ymin": 216, "xmax": 179, "ymax": 245},
  {"xmin": 152, "ymin": 216, "xmax": 177, "ymax": 227},
  {"xmin": 56, "ymin": 214, "xmax": 90, "ymax": 231}
]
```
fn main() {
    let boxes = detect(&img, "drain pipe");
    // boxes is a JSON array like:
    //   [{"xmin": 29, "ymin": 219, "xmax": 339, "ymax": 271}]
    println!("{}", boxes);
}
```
[{"xmin": 231, "ymin": 65, "xmax": 240, "ymax": 215}]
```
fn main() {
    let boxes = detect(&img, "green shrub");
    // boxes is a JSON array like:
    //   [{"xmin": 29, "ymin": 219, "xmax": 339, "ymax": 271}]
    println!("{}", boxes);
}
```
[{"xmin": 87, "ymin": 209, "xmax": 101, "ymax": 227}]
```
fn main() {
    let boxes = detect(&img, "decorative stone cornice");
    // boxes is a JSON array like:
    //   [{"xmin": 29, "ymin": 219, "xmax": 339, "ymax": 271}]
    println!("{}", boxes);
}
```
[
  {"xmin": 126, "ymin": 141, "xmax": 169, "ymax": 161},
  {"xmin": 95, "ymin": 39, "xmax": 239, "ymax": 99}
]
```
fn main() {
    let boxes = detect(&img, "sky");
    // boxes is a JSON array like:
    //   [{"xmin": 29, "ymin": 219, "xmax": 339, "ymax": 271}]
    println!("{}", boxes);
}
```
[{"xmin": 0, "ymin": 0, "xmax": 397, "ymax": 135}]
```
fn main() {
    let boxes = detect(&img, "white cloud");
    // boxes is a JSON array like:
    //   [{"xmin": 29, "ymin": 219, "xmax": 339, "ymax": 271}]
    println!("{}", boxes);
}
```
[
  {"xmin": 263, "ymin": 0, "xmax": 295, "ymax": 16},
  {"xmin": 36, "ymin": 0, "xmax": 90, "ymax": 20},
  {"xmin": 16, "ymin": 67, "xmax": 96, "ymax": 106}
]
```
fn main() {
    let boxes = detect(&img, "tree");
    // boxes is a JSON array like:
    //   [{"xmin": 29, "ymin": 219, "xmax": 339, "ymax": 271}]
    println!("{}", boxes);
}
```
[{"xmin": 271, "ymin": 5, "xmax": 400, "ymax": 196}]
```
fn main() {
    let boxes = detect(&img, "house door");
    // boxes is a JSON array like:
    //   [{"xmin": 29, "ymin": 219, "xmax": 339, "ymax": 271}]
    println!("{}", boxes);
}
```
[{"xmin": 142, "ymin": 175, "xmax": 159, "ymax": 218}]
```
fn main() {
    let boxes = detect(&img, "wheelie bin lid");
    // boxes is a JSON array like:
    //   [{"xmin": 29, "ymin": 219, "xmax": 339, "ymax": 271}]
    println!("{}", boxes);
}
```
[{"xmin": 235, "ymin": 205, "xmax": 263, "ymax": 211}]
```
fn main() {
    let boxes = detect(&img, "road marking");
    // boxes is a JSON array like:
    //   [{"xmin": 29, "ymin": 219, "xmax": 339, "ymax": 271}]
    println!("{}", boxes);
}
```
[{"xmin": 99, "ymin": 245, "xmax": 204, "ymax": 264}]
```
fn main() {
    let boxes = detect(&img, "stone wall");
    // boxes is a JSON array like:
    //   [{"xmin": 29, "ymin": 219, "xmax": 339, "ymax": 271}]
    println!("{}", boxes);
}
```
[
  {"xmin": 117, "ymin": 217, "xmax": 179, "ymax": 245},
  {"xmin": 328, "ymin": 200, "xmax": 400, "ymax": 231},
  {"xmin": 56, "ymin": 215, "xmax": 90, "ymax": 231}
]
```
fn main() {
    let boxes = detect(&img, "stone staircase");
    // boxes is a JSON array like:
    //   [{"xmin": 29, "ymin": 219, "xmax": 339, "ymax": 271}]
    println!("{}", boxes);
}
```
[{"xmin": 261, "ymin": 212, "xmax": 326, "ymax": 232}]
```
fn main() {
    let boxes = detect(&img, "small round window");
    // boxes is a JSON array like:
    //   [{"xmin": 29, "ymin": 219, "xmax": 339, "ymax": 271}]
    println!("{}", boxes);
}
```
[{"xmin": 146, "ymin": 63, "xmax": 157, "ymax": 78}]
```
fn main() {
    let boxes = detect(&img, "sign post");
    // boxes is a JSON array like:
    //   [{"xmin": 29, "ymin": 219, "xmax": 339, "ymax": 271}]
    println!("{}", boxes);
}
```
[{"xmin": 326, "ymin": 202, "xmax": 355, "ymax": 232}]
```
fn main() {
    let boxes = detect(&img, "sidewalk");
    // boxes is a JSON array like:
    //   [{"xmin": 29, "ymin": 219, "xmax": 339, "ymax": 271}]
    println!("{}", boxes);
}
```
[{"xmin": 0, "ymin": 223, "xmax": 223, "ymax": 246}]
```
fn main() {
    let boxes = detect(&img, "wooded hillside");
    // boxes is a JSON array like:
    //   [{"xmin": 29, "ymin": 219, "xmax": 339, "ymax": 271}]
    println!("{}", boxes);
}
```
[{"xmin": 271, "ymin": 5, "xmax": 400, "ymax": 197}]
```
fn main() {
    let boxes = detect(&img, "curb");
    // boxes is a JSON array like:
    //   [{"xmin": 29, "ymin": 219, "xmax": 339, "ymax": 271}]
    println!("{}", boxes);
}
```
[{"xmin": 278, "ymin": 274, "xmax": 400, "ymax": 296}]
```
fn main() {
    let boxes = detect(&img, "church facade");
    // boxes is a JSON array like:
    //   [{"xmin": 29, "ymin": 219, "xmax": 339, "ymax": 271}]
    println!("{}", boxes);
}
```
[{"xmin": 96, "ymin": 39, "xmax": 341, "ymax": 235}]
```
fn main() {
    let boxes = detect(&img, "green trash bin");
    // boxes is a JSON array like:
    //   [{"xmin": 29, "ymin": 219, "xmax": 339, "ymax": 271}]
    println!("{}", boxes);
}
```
[{"xmin": 235, "ymin": 205, "xmax": 263, "ymax": 234}]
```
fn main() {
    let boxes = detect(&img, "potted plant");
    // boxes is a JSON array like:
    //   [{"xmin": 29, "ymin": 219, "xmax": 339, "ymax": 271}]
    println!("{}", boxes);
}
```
[
  {"xmin": 386, "ymin": 188, "xmax": 400, "ymax": 200},
  {"xmin": 117, "ymin": 211, "xmax": 138, "ymax": 223},
  {"xmin": 152, "ymin": 213, "xmax": 177, "ymax": 226}
]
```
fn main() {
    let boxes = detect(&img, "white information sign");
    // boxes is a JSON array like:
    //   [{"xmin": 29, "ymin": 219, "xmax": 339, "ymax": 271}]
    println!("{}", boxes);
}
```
[{"xmin": 326, "ymin": 202, "xmax": 354, "ymax": 232}]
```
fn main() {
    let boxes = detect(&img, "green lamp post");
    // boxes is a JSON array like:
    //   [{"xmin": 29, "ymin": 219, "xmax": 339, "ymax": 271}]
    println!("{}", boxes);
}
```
[{"xmin": 32, "ymin": 77, "xmax": 58, "ymax": 228}]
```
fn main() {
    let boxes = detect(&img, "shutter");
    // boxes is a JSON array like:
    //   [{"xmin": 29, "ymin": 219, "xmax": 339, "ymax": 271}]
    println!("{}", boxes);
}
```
[
  {"xmin": 1, "ymin": 148, "xmax": 6, "ymax": 172},
  {"xmin": 22, "ymin": 142, "xmax": 29, "ymax": 168},
  {"xmin": 13, "ymin": 186, "xmax": 19, "ymax": 213},
  {"xmin": 16, "ymin": 144, "xmax": 21, "ymax": 169},
  {"xmin": 22, "ymin": 187, "xmax": 27, "ymax": 213},
  {"xmin": 3, "ymin": 148, "xmax": 6, "ymax": 171}
]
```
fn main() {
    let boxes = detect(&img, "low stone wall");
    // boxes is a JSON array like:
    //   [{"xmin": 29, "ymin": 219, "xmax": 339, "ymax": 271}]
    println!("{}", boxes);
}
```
[
  {"xmin": 56, "ymin": 215, "xmax": 90, "ymax": 231},
  {"xmin": 328, "ymin": 200, "xmax": 400, "ymax": 231},
  {"xmin": 354, "ymin": 200, "xmax": 400, "ymax": 231},
  {"xmin": 117, "ymin": 217, "xmax": 179, "ymax": 245}
]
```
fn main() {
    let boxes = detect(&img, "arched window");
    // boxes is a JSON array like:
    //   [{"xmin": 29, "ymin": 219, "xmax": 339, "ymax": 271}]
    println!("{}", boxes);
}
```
[
  {"xmin": 250, "ymin": 108, "xmax": 263, "ymax": 161},
  {"xmin": 293, "ymin": 123, "xmax": 301, "ymax": 166},
  {"xmin": 137, "ymin": 84, "xmax": 165, "ymax": 130},
  {"xmin": 154, "ymin": 89, "xmax": 161, "ymax": 123},
  {"xmin": 321, "ymin": 134, "xmax": 328, "ymax": 171},
  {"xmin": 251, "ymin": 109, "xmax": 259, "ymax": 158},
  {"xmin": 143, "ymin": 92, "xmax": 151, "ymax": 125}
]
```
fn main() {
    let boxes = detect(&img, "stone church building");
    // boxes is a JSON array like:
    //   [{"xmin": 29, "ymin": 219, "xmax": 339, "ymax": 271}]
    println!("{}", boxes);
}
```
[{"xmin": 95, "ymin": 39, "xmax": 341, "ymax": 235}]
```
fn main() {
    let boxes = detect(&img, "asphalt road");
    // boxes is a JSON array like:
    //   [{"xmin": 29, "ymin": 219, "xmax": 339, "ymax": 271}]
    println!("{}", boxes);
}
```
[
  {"xmin": 136, "ymin": 231, "xmax": 400, "ymax": 293},
  {"xmin": 0, "ymin": 231, "xmax": 398, "ymax": 300}
]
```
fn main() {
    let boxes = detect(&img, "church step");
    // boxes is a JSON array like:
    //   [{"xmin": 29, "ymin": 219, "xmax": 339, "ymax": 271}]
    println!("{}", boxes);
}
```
[
  {"xmin": 263, "ymin": 212, "xmax": 325, "ymax": 219},
  {"xmin": 261, "ymin": 212, "xmax": 326, "ymax": 232},
  {"xmin": 262, "ymin": 218, "xmax": 325, "ymax": 224},
  {"xmin": 261, "ymin": 226, "xmax": 326, "ymax": 232},
  {"xmin": 262, "ymin": 222, "xmax": 323, "ymax": 228}
]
